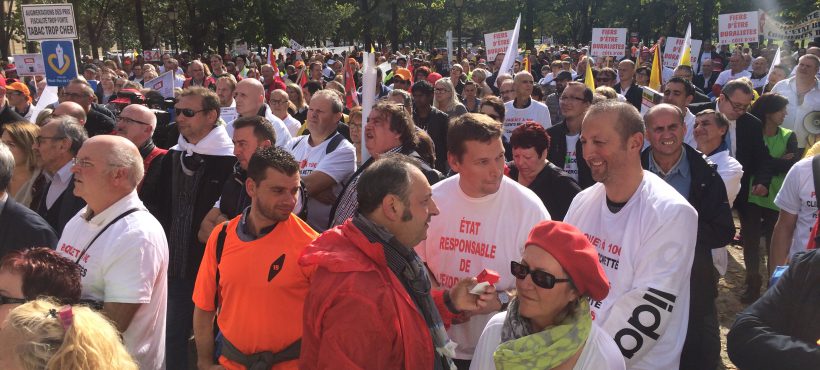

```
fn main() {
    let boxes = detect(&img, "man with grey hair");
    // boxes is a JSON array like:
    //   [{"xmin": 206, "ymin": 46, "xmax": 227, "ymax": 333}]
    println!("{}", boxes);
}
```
[
  {"xmin": 59, "ymin": 78, "xmax": 115, "ymax": 137},
  {"xmin": 289, "ymin": 89, "xmax": 356, "ymax": 231},
  {"xmin": 33, "ymin": 115, "xmax": 88, "ymax": 236},
  {"xmin": 0, "ymin": 142, "xmax": 57, "ymax": 255},
  {"xmin": 56, "ymin": 135, "xmax": 168, "ymax": 370}
]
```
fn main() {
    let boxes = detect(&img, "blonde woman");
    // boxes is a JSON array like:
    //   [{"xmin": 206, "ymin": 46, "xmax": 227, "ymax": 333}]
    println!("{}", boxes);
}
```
[
  {"xmin": 471, "ymin": 68, "xmax": 494, "ymax": 97},
  {"xmin": 0, "ymin": 299, "xmax": 138, "ymax": 370},
  {"xmin": 1, "ymin": 122, "xmax": 42, "ymax": 208},
  {"xmin": 433, "ymin": 77, "xmax": 467, "ymax": 118}
]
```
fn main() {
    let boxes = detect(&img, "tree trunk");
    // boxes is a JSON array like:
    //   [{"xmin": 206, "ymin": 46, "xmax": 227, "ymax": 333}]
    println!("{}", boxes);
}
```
[
  {"xmin": 523, "ymin": 0, "xmax": 534, "ymax": 50},
  {"xmin": 359, "ymin": 0, "xmax": 372, "ymax": 51},
  {"xmin": 135, "ymin": 0, "xmax": 151, "ymax": 49},
  {"xmin": 701, "ymin": 0, "xmax": 714, "ymax": 42},
  {"xmin": 389, "ymin": 3, "xmax": 399, "ymax": 51}
]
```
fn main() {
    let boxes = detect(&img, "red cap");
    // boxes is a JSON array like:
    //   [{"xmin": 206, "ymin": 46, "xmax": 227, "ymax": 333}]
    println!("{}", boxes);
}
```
[
  {"xmin": 0, "ymin": 77, "xmax": 6, "ymax": 88},
  {"xmin": 525, "ymin": 221, "xmax": 610, "ymax": 301},
  {"xmin": 427, "ymin": 72, "xmax": 442, "ymax": 84}
]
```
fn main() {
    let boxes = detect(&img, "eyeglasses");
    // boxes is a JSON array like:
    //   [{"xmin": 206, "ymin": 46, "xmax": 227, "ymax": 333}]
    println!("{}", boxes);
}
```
[
  {"xmin": 0, "ymin": 295, "xmax": 27, "ymax": 305},
  {"xmin": 270, "ymin": 99, "xmax": 289, "ymax": 105},
  {"xmin": 510, "ymin": 261, "xmax": 571, "ymax": 289},
  {"xmin": 72, "ymin": 157, "xmax": 95, "ymax": 168},
  {"xmin": 560, "ymin": 95, "xmax": 586, "ymax": 103},
  {"xmin": 35, "ymin": 135, "xmax": 66, "ymax": 145},
  {"xmin": 61, "ymin": 92, "xmax": 88, "ymax": 99},
  {"xmin": 721, "ymin": 92, "xmax": 750, "ymax": 112},
  {"xmin": 175, "ymin": 108, "xmax": 209, "ymax": 117},
  {"xmin": 117, "ymin": 115, "xmax": 151, "ymax": 126}
]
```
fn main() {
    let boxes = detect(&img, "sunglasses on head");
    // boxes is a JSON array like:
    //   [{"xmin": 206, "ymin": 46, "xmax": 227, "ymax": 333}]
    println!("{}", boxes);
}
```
[
  {"xmin": 174, "ymin": 108, "xmax": 209, "ymax": 117},
  {"xmin": 510, "ymin": 261, "xmax": 570, "ymax": 289}
]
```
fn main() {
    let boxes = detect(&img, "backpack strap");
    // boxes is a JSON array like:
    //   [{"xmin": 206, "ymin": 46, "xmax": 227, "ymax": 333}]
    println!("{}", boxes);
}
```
[
  {"xmin": 213, "ymin": 221, "xmax": 230, "ymax": 309},
  {"xmin": 325, "ymin": 132, "xmax": 345, "ymax": 154}
]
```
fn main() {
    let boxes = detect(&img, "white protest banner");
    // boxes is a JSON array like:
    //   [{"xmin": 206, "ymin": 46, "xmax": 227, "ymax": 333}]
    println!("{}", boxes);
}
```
[
  {"xmin": 763, "ymin": 47, "xmax": 781, "ymax": 87},
  {"xmin": 641, "ymin": 86, "xmax": 663, "ymax": 115},
  {"xmin": 484, "ymin": 29, "xmax": 514, "ymax": 62},
  {"xmin": 142, "ymin": 49, "xmax": 161, "ymax": 62},
  {"xmin": 13, "ymin": 54, "xmax": 45, "ymax": 76},
  {"xmin": 289, "ymin": 39, "xmax": 305, "ymax": 51},
  {"xmin": 590, "ymin": 28, "xmax": 627, "ymax": 57},
  {"xmin": 21, "ymin": 4, "xmax": 77, "ymax": 40},
  {"xmin": 762, "ymin": 10, "xmax": 820, "ymax": 41},
  {"xmin": 360, "ymin": 52, "xmax": 378, "ymax": 161},
  {"xmin": 29, "ymin": 86, "xmax": 58, "ymax": 123},
  {"xmin": 497, "ymin": 15, "xmax": 522, "ymax": 77},
  {"xmin": 143, "ymin": 71, "xmax": 175, "ymax": 98},
  {"xmin": 220, "ymin": 107, "xmax": 238, "ymax": 124},
  {"xmin": 719, "ymin": 11, "xmax": 759, "ymax": 45},
  {"xmin": 377, "ymin": 62, "xmax": 391, "ymax": 76},
  {"xmin": 662, "ymin": 37, "xmax": 703, "ymax": 69},
  {"xmin": 446, "ymin": 30, "xmax": 454, "ymax": 67}
]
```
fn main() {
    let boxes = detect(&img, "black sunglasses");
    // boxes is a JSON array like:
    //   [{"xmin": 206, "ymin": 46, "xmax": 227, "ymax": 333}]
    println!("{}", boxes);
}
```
[
  {"xmin": 0, "ymin": 295, "xmax": 27, "ymax": 305},
  {"xmin": 510, "ymin": 261, "xmax": 570, "ymax": 289},
  {"xmin": 174, "ymin": 108, "xmax": 209, "ymax": 117}
]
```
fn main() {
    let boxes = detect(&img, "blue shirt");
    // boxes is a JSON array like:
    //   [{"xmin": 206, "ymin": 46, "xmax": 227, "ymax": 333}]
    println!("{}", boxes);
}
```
[{"xmin": 648, "ymin": 150, "xmax": 691, "ymax": 200}]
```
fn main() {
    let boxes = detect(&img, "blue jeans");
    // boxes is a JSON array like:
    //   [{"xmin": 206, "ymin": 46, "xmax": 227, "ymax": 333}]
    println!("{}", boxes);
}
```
[{"xmin": 166, "ymin": 277, "xmax": 195, "ymax": 370}]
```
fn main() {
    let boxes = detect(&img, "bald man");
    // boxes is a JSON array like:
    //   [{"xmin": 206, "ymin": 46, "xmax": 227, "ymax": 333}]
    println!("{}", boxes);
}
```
[
  {"xmin": 56, "ymin": 135, "xmax": 168, "ymax": 370},
  {"xmin": 53, "ymin": 101, "xmax": 88, "ymax": 125},
  {"xmin": 115, "ymin": 104, "xmax": 167, "ymax": 195},
  {"xmin": 268, "ymin": 89, "xmax": 301, "ymax": 136},
  {"xmin": 227, "ymin": 78, "xmax": 292, "ymax": 147}
]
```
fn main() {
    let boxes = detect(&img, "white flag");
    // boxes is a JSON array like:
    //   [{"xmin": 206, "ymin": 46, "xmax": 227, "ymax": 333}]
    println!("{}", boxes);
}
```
[
  {"xmin": 677, "ymin": 23, "xmax": 692, "ymax": 67},
  {"xmin": 764, "ymin": 47, "xmax": 781, "ymax": 87},
  {"xmin": 360, "ymin": 52, "xmax": 378, "ymax": 161},
  {"xmin": 497, "ymin": 14, "xmax": 521, "ymax": 77}
]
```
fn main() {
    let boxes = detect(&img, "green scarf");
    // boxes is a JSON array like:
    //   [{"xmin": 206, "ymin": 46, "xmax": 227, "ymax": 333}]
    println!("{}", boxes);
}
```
[{"xmin": 493, "ymin": 298, "xmax": 591, "ymax": 370}]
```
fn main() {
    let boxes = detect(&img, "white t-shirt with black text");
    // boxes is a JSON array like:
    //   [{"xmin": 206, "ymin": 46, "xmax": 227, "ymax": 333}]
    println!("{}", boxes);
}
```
[
  {"xmin": 502, "ymin": 99, "xmax": 552, "ymax": 139},
  {"xmin": 564, "ymin": 134, "xmax": 580, "ymax": 182},
  {"xmin": 774, "ymin": 157, "xmax": 817, "ymax": 258}
]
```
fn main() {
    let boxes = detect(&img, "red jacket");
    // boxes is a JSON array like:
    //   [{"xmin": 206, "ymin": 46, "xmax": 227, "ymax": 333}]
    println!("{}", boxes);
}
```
[{"xmin": 298, "ymin": 220, "xmax": 456, "ymax": 370}]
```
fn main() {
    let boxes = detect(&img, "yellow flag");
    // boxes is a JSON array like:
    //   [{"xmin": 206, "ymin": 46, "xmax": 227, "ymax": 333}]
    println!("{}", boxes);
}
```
[
  {"xmin": 678, "ymin": 23, "xmax": 692, "ymax": 67},
  {"xmin": 649, "ymin": 46, "xmax": 662, "ymax": 91},
  {"xmin": 584, "ymin": 57, "xmax": 595, "ymax": 90},
  {"xmin": 523, "ymin": 52, "xmax": 530, "ymax": 73}
]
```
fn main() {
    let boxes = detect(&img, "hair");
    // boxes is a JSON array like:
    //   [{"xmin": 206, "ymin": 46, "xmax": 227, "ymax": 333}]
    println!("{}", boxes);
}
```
[
  {"xmin": 531, "ymin": 86, "xmax": 544, "ymax": 101},
  {"xmin": 750, "ymin": 93, "xmax": 790, "ymax": 125},
  {"xmin": 597, "ymin": 67, "xmax": 616, "ymax": 79},
  {"xmin": 357, "ymin": 153, "xmax": 423, "ymax": 216},
  {"xmin": 585, "ymin": 100, "xmax": 645, "ymax": 143},
  {"xmin": 447, "ymin": 113, "xmax": 503, "ymax": 162},
  {"xmin": 674, "ymin": 64, "xmax": 694, "ymax": 78},
  {"xmin": 4, "ymin": 299, "xmax": 138, "ymax": 370},
  {"xmin": 636, "ymin": 66, "xmax": 650, "ymax": 78},
  {"xmin": 35, "ymin": 108, "xmax": 54, "ymax": 127},
  {"xmin": 247, "ymin": 146, "xmax": 299, "ymax": 184},
  {"xmin": 665, "ymin": 76, "xmax": 695, "ymax": 97},
  {"xmin": 510, "ymin": 122, "xmax": 551, "ymax": 157},
  {"xmin": 722, "ymin": 78, "xmax": 754, "ymax": 97},
  {"xmin": 216, "ymin": 75, "xmax": 237, "ymax": 90},
  {"xmin": 106, "ymin": 140, "xmax": 144, "ymax": 188},
  {"xmin": 48, "ymin": 116, "xmax": 87, "ymax": 156},
  {"xmin": 594, "ymin": 86, "xmax": 618, "ymax": 99},
  {"xmin": 695, "ymin": 109, "xmax": 730, "ymax": 129},
  {"xmin": 479, "ymin": 95, "xmax": 505, "ymax": 122},
  {"xmin": 311, "ymin": 89, "xmax": 343, "ymax": 113},
  {"xmin": 286, "ymin": 83, "xmax": 306, "ymax": 108},
  {"xmin": 0, "ymin": 248, "xmax": 82, "ymax": 304},
  {"xmin": 121, "ymin": 81, "xmax": 141, "ymax": 90},
  {"xmin": 325, "ymin": 80, "xmax": 345, "ymax": 96},
  {"xmin": 178, "ymin": 86, "xmax": 221, "ymax": 117},
  {"xmin": 371, "ymin": 101, "xmax": 417, "ymax": 148},
  {"xmin": 233, "ymin": 115, "xmax": 276, "ymax": 143},
  {"xmin": 801, "ymin": 53, "xmax": 820, "ymax": 68},
  {"xmin": 412, "ymin": 79, "xmax": 434, "ymax": 97},
  {"xmin": 348, "ymin": 106, "xmax": 363, "ymax": 125},
  {"xmin": 415, "ymin": 129, "xmax": 437, "ymax": 168},
  {"xmin": 433, "ymin": 78, "xmax": 460, "ymax": 112},
  {"xmin": 2, "ymin": 121, "xmax": 39, "ymax": 171},
  {"xmin": 565, "ymin": 81, "xmax": 594, "ymax": 103},
  {"xmin": 304, "ymin": 80, "xmax": 324, "ymax": 96},
  {"xmin": 471, "ymin": 68, "xmax": 488, "ymax": 83},
  {"xmin": 67, "ymin": 79, "xmax": 95, "ymax": 98},
  {"xmin": 0, "ymin": 142, "xmax": 13, "ymax": 192},
  {"xmin": 388, "ymin": 89, "xmax": 413, "ymax": 109},
  {"xmin": 645, "ymin": 104, "xmax": 685, "ymax": 129}
]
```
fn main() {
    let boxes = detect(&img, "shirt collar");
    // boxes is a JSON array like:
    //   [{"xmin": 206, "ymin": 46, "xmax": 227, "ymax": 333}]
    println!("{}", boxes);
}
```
[
  {"xmin": 82, "ymin": 191, "xmax": 143, "ymax": 225},
  {"xmin": 648, "ymin": 149, "xmax": 688, "ymax": 178},
  {"xmin": 236, "ymin": 206, "xmax": 278, "ymax": 242},
  {"xmin": 52, "ymin": 160, "xmax": 74, "ymax": 182}
]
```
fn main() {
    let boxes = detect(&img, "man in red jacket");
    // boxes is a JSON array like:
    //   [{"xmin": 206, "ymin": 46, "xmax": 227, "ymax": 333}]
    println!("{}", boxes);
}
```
[{"xmin": 299, "ymin": 154, "xmax": 496, "ymax": 370}]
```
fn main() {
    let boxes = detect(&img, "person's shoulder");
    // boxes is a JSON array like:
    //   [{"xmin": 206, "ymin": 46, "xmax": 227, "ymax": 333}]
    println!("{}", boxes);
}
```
[
  {"xmin": 432, "ymin": 174, "xmax": 459, "ymax": 193},
  {"xmin": 789, "ymin": 156, "xmax": 814, "ymax": 173}
]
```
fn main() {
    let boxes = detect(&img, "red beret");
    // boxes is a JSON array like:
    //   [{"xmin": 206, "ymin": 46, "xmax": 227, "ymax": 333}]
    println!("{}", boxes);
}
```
[{"xmin": 525, "ymin": 221, "xmax": 610, "ymax": 301}]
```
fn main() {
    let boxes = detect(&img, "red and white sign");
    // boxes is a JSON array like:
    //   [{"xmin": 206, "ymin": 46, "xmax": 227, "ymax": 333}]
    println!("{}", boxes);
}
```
[
  {"xmin": 662, "ymin": 37, "xmax": 703, "ymax": 69},
  {"xmin": 590, "ymin": 28, "xmax": 627, "ymax": 57},
  {"xmin": 13, "ymin": 54, "xmax": 45, "ymax": 76},
  {"xmin": 484, "ymin": 29, "xmax": 513, "ymax": 62},
  {"xmin": 142, "ymin": 49, "xmax": 161, "ymax": 62},
  {"xmin": 719, "ymin": 11, "xmax": 759, "ymax": 45}
]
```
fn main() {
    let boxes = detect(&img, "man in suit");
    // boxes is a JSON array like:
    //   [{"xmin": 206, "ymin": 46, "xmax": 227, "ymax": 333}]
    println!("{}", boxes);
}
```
[
  {"xmin": 32, "ymin": 115, "xmax": 87, "ymax": 237},
  {"xmin": 615, "ymin": 59, "xmax": 643, "ymax": 110},
  {"xmin": 693, "ymin": 59, "xmax": 719, "ymax": 94},
  {"xmin": 0, "ymin": 142, "xmax": 57, "ymax": 256}
]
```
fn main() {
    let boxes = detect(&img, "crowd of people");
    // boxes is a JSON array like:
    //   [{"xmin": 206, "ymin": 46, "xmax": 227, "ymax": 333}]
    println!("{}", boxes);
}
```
[{"xmin": 0, "ymin": 37, "xmax": 818, "ymax": 370}]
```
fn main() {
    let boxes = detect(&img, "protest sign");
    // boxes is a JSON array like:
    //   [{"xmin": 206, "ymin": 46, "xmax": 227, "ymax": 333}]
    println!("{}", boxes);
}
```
[
  {"xmin": 41, "ymin": 40, "xmax": 78, "ymax": 87},
  {"xmin": 719, "ymin": 11, "xmax": 759, "ymax": 44},
  {"xmin": 143, "ymin": 71, "xmax": 175, "ymax": 98},
  {"xmin": 21, "ymin": 4, "xmax": 77, "ymax": 40},
  {"xmin": 484, "ymin": 29, "xmax": 514, "ymax": 62},
  {"xmin": 220, "ymin": 107, "xmax": 238, "ymax": 124},
  {"xmin": 142, "ymin": 49, "xmax": 162, "ymax": 62},
  {"xmin": 762, "ymin": 10, "xmax": 820, "ymax": 41},
  {"xmin": 590, "ymin": 28, "xmax": 627, "ymax": 57},
  {"xmin": 13, "ymin": 54, "xmax": 45, "ymax": 76},
  {"xmin": 662, "ymin": 37, "xmax": 703, "ymax": 69},
  {"xmin": 641, "ymin": 86, "xmax": 663, "ymax": 115},
  {"xmin": 289, "ymin": 39, "xmax": 305, "ymax": 51}
]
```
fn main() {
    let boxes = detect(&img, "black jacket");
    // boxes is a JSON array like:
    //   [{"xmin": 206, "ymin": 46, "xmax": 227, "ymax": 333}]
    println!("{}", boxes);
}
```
[
  {"xmin": 34, "ymin": 177, "xmax": 86, "ymax": 238},
  {"xmin": 690, "ymin": 101, "xmax": 772, "ymax": 205},
  {"xmin": 641, "ymin": 145, "xmax": 735, "ymax": 315},
  {"xmin": 0, "ymin": 197, "xmax": 58, "ymax": 255},
  {"xmin": 693, "ymin": 73, "xmax": 718, "ymax": 94},
  {"xmin": 614, "ymin": 82, "xmax": 642, "ymax": 111},
  {"xmin": 507, "ymin": 162, "xmax": 580, "ymax": 221},
  {"xmin": 727, "ymin": 249, "xmax": 820, "ymax": 369},
  {"xmin": 85, "ymin": 103, "xmax": 116, "ymax": 137},
  {"xmin": 413, "ymin": 107, "xmax": 450, "ymax": 173},
  {"xmin": 546, "ymin": 121, "xmax": 595, "ymax": 189},
  {"xmin": 0, "ymin": 103, "xmax": 24, "ymax": 128}
]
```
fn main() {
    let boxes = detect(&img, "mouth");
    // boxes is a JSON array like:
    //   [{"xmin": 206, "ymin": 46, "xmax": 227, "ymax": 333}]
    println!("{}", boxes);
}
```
[
  {"xmin": 588, "ymin": 160, "xmax": 604, "ymax": 167},
  {"xmin": 661, "ymin": 140, "xmax": 675, "ymax": 145}
]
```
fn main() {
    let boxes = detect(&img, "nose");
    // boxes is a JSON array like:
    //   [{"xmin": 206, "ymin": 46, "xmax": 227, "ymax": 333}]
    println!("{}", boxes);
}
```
[{"xmin": 429, "ymin": 198, "xmax": 440, "ymax": 217}]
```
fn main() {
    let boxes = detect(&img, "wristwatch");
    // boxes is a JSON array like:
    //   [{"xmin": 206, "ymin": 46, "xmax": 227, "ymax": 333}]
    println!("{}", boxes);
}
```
[{"xmin": 498, "ymin": 291, "xmax": 510, "ymax": 311}]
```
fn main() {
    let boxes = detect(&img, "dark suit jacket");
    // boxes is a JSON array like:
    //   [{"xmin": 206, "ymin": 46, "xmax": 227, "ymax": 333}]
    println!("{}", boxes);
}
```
[
  {"xmin": 693, "ymin": 73, "xmax": 718, "ymax": 95},
  {"xmin": 34, "ymin": 177, "xmax": 86, "ymax": 238},
  {"xmin": 546, "ymin": 121, "xmax": 595, "ymax": 189},
  {"xmin": 0, "ymin": 197, "xmax": 58, "ymax": 256},
  {"xmin": 614, "ymin": 82, "xmax": 643, "ymax": 111},
  {"xmin": 0, "ymin": 103, "xmax": 24, "ymax": 128},
  {"xmin": 690, "ymin": 101, "xmax": 773, "ymax": 205}
]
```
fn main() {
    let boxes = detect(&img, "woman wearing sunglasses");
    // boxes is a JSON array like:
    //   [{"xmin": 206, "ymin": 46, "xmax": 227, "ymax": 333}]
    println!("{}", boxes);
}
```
[{"xmin": 471, "ymin": 221, "xmax": 624, "ymax": 370}]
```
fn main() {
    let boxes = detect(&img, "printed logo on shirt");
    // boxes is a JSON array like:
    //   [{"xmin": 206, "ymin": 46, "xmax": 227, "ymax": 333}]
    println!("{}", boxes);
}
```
[
  {"xmin": 436, "ymin": 218, "xmax": 498, "ymax": 288},
  {"xmin": 267, "ymin": 254, "xmax": 286, "ymax": 282},
  {"xmin": 612, "ymin": 287, "xmax": 677, "ymax": 359},
  {"xmin": 584, "ymin": 233, "xmax": 621, "ymax": 270},
  {"xmin": 58, "ymin": 243, "xmax": 89, "ymax": 276}
]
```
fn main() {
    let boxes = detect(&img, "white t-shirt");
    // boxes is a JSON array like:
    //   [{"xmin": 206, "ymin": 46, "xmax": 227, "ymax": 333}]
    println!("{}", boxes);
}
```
[
  {"xmin": 771, "ymin": 77, "xmax": 820, "ymax": 149},
  {"xmin": 564, "ymin": 134, "xmax": 581, "ymax": 182},
  {"xmin": 774, "ymin": 157, "xmax": 817, "ymax": 258},
  {"xmin": 502, "ymin": 99, "xmax": 552, "ymax": 139},
  {"xmin": 282, "ymin": 114, "xmax": 302, "ymax": 137},
  {"xmin": 56, "ymin": 191, "xmax": 168, "ymax": 370},
  {"xmin": 289, "ymin": 133, "xmax": 356, "ymax": 231},
  {"xmin": 415, "ymin": 175, "xmax": 550, "ymax": 359},
  {"xmin": 714, "ymin": 69, "xmax": 752, "ymax": 87},
  {"xmin": 470, "ymin": 311, "xmax": 626, "ymax": 370},
  {"xmin": 682, "ymin": 109, "xmax": 697, "ymax": 148},
  {"xmin": 707, "ymin": 149, "xmax": 744, "ymax": 275},
  {"xmin": 564, "ymin": 172, "xmax": 698, "ymax": 370},
  {"xmin": 225, "ymin": 104, "xmax": 293, "ymax": 148}
]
